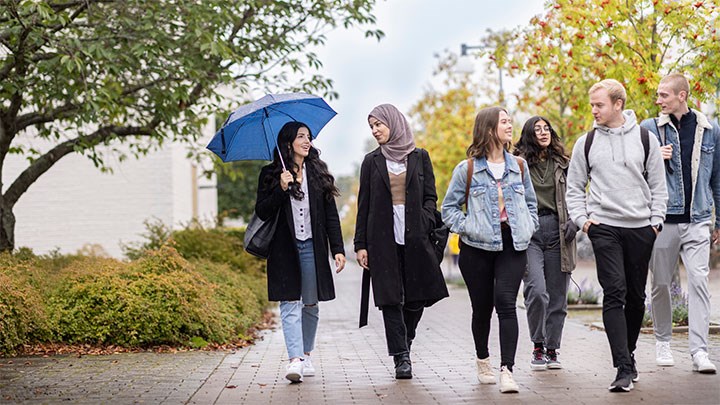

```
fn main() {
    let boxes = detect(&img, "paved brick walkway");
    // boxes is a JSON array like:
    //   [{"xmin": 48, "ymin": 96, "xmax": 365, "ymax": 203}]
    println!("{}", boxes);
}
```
[{"xmin": 1, "ymin": 260, "xmax": 718, "ymax": 404}]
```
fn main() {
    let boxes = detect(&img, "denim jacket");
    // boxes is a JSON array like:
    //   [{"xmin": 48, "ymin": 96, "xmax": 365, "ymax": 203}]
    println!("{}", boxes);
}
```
[
  {"xmin": 640, "ymin": 110, "xmax": 720, "ymax": 228},
  {"xmin": 442, "ymin": 151, "xmax": 539, "ymax": 251}
]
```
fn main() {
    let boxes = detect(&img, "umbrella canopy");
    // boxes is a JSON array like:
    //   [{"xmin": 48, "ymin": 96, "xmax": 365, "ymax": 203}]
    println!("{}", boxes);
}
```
[{"xmin": 207, "ymin": 93, "xmax": 337, "ymax": 163}]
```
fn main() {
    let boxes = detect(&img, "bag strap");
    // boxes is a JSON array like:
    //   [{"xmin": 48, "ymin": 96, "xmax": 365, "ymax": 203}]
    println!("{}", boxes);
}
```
[
  {"xmin": 584, "ymin": 129, "xmax": 595, "ymax": 177},
  {"xmin": 515, "ymin": 156, "xmax": 525, "ymax": 182},
  {"xmin": 465, "ymin": 158, "xmax": 473, "ymax": 208}
]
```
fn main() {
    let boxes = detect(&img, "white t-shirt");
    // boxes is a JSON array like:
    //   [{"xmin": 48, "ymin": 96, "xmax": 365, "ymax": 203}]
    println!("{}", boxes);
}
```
[
  {"xmin": 291, "ymin": 165, "xmax": 312, "ymax": 241},
  {"xmin": 386, "ymin": 160, "xmax": 407, "ymax": 245}
]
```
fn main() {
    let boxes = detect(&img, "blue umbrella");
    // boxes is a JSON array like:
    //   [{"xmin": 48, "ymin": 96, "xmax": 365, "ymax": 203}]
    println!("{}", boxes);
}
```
[{"xmin": 207, "ymin": 93, "xmax": 337, "ymax": 168}]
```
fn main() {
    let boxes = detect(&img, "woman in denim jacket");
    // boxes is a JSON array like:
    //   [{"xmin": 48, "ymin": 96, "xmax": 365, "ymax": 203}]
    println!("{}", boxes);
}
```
[{"xmin": 442, "ymin": 106, "xmax": 538, "ymax": 393}]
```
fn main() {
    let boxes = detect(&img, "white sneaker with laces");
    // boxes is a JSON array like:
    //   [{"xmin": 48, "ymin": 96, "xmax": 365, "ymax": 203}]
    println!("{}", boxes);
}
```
[
  {"xmin": 303, "ymin": 356, "xmax": 316, "ymax": 377},
  {"xmin": 499, "ymin": 365, "xmax": 519, "ymax": 393},
  {"xmin": 475, "ymin": 357, "xmax": 496, "ymax": 384},
  {"xmin": 692, "ymin": 351, "xmax": 717, "ymax": 374},
  {"xmin": 285, "ymin": 359, "xmax": 304, "ymax": 382},
  {"xmin": 656, "ymin": 341, "xmax": 674, "ymax": 367}
]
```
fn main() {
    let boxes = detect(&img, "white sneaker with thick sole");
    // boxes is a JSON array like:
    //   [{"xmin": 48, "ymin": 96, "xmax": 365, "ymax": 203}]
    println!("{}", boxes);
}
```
[
  {"xmin": 499, "ymin": 365, "xmax": 519, "ymax": 393},
  {"xmin": 303, "ymin": 356, "xmax": 316, "ymax": 377},
  {"xmin": 285, "ymin": 360, "xmax": 304, "ymax": 382},
  {"xmin": 692, "ymin": 351, "xmax": 717, "ymax": 374},
  {"xmin": 656, "ymin": 341, "xmax": 675, "ymax": 367},
  {"xmin": 476, "ymin": 357, "xmax": 496, "ymax": 384}
]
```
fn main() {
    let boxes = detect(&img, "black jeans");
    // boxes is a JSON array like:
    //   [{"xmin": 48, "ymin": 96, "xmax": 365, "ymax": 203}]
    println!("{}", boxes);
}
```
[
  {"xmin": 458, "ymin": 227, "xmax": 527, "ymax": 370},
  {"xmin": 381, "ymin": 244, "xmax": 425, "ymax": 356},
  {"xmin": 588, "ymin": 223, "xmax": 656, "ymax": 368}
]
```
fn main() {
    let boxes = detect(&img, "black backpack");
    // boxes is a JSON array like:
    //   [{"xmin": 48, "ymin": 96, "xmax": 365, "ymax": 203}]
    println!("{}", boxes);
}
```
[{"xmin": 584, "ymin": 126, "xmax": 650, "ymax": 180}]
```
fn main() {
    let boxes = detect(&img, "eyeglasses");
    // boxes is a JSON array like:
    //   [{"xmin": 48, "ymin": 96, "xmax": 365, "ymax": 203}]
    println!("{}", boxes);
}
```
[{"xmin": 533, "ymin": 126, "xmax": 550, "ymax": 134}]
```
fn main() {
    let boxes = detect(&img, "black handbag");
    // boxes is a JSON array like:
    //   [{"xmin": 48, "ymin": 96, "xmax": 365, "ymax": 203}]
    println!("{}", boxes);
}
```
[{"xmin": 243, "ymin": 211, "xmax": 279, "ymax": 259}]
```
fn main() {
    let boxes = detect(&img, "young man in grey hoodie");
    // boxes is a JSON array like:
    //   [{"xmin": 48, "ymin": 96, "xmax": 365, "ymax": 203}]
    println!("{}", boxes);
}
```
[{"xmin": 566, "ymin": 79, "xmax": 668, "ymax": 392}]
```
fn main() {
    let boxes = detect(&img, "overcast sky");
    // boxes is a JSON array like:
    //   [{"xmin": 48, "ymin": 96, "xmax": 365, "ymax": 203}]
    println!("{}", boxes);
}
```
[{"xmin": 310, "ymin": 0, "xmax": 547, "ymax": 177}]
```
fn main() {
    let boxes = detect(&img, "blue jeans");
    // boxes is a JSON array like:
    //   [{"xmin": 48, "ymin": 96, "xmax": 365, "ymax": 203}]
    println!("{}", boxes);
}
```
[{"xmin": 280, "ymin": 238, "xmax": 319, "ymax": 360}]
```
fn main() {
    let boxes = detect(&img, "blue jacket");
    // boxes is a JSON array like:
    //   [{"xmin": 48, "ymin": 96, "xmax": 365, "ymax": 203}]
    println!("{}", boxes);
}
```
[
  {"xmin": 640, "ymin": 109, "xmax": 720, "ymax": 228},
  {"xmin": 442, "ymin": 151, "xmax": 538, "ymax": 251}
]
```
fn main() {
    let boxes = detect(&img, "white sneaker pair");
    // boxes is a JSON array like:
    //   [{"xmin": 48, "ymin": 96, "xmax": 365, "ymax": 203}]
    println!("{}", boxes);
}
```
[{"xmin": 475, "ymin": 358, "xmax": 518, "ymax": 393}]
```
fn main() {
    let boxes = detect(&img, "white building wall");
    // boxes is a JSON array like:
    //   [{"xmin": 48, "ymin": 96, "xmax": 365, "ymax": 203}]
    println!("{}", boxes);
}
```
[{"xmin": 3, "ymin": 126, "xmax": 218, "ymax": 258}]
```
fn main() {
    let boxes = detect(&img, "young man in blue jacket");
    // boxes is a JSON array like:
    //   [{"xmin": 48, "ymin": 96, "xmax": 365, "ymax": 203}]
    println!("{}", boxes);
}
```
[{"xmin": 640, "ymin": 73, "xmax": 719, "ymax": 374}]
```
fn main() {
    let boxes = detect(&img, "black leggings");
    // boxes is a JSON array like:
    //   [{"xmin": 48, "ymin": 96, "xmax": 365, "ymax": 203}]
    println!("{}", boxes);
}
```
[{"xmin": 459, "ymin": 228, "xmax": 527, "ymax": 370}]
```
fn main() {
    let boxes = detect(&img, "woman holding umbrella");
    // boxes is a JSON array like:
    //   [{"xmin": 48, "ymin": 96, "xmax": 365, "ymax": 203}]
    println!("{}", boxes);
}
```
[
  {"xmin": 354, "ymin": 104, "xmax": 449, "ymax": 380},
  {"xmin": 513, "ymin": 116, "xmax": 577, "ymax": 371},
  {"xmin": 255, "ymin": 121, "xmax": 346, "ymax": 383}
]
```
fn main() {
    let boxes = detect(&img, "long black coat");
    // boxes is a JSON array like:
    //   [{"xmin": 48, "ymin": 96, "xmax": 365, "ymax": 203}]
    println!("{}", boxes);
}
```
[
  {"xmin": 255, "ymin": 164, "xmax": 344, "ymax": 302},
  {"xmin": 354, "ymin": 148, "xmax": 449, "ymax": 307}
]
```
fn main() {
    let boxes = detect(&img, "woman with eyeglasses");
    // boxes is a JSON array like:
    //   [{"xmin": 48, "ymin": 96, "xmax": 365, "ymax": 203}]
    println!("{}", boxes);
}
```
[{"xmin": 513, "ymin": 116, "xmax": 577, "ymax": 371}]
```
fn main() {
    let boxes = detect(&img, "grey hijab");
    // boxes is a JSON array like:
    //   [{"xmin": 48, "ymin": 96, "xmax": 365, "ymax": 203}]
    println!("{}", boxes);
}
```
[{"xmin": 368, "ymin": 104, "xmax": 416, "ymax": 163}]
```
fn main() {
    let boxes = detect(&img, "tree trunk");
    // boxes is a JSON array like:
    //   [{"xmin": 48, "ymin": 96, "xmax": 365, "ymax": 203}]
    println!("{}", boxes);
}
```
[{"xmin": 0, "ymin": 201, "xmax": 16, "ymax": 252}]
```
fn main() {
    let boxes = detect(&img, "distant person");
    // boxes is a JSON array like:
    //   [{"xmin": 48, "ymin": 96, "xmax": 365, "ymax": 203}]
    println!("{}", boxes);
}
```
[
  {"xmin": 354, "ymin": 104, "xmax": 449, "ymax": 380},
  {"xmin": 566, "ymin": 79, "xmax": 667, "ymax": 392},
  {"xmin": 641, "ymin": 73, "xmax": 719, "ymax": 374},
  {"xmin": 513, "ymin": 116, "xmax": 577, "ymax": 371},
  {"xmin": 442, "ymin": 106, "xmax": 538, "ymax": 393},
  {"xmin": 255, "ymin": 121, "xmax": 346, "ymax": 383}
]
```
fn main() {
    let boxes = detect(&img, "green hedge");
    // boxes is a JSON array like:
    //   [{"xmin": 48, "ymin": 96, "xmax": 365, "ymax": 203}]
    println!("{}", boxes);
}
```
[{"xmin": 0, "ymin": 227, "xmax": 268, "ymax": 356}]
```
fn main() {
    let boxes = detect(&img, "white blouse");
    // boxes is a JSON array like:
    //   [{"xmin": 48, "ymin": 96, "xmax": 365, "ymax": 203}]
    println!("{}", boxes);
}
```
[
  {"xmin": 291, "ymin": 165, "xmax": 312, "ymax": 241},
  {"xmin": 386, "ymin": 160, "xmax": 406, "ymax": 245}
]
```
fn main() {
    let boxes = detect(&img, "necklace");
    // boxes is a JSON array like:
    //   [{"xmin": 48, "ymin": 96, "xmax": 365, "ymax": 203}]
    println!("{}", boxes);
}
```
[{"xmin": 538, "ymin": 158, "xmax": 551, "ymax": 184}]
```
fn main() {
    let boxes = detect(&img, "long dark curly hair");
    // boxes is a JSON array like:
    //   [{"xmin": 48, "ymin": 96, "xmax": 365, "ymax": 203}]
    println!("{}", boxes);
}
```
[
  {"xmin": 263, "ymin": 121, "xmax": 340, "ymax": 201},
  {"xmin": 513, "ymin": 116, "xmax": 569, "ymax": 166}
]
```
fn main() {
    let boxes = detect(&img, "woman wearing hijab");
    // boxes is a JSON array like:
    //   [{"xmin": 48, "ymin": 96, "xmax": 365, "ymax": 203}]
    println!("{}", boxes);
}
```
[
  {"xmin": 442, "ymin": 106, "xmax": 538, "ymax": 393},
  {"xmin": 513, "ymin": 116, "xmax": 577, "ymax": 371},
  {"xmin": 255, "ymin": 121, "xmax": 346, "ymax": 383},
  {"xmin": 354, "ymin": 104, "xmax": 449, "ymax": 380}
]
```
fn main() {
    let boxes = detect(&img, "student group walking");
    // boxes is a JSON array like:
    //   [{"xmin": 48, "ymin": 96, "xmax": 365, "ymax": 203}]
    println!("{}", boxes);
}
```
[{"xmin": 253, "ymin": 73, "xmax": 719, "ymax": 393}]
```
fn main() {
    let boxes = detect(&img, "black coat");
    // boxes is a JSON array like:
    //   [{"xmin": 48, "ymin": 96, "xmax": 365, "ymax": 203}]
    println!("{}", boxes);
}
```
[
  {"xmin": 354, "ymin": 148, "xmax": 449, "ymax": 307},
  {"xmin": 255, "ymin": 164, "xmax": 344, "ymax": 302}
]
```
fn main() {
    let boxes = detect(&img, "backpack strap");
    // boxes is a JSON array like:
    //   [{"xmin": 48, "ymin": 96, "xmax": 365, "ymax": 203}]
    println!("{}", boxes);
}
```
[
  {"xmin": 465, "ymin": 158, "xmax": 473, "ymax": 208},
  {"xmin": 515, "ymin": 156, "xmax": 525, "ymax": 182},
  {"xmin": 584, "ymin": 129, "xmax": 595, "ymax": 178},
  {"xmin": 640, "ymin": 126, "xmax": 650, "ymax": 179}
]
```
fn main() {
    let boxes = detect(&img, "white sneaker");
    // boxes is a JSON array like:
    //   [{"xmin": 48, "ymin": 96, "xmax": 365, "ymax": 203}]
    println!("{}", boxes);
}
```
[
  {"xmin": 476, "ymin": 357, "xmax": 496, "ymax": 384},
  {"xmin": 499, "ymin": 365, "xmax": 519, "ymax": 393},
  {"xmin": 656, "ymin": 341, "xmax": 675, "ymax": 367},
  {"xmin": 692, "ymin": 351, "xmax": 717, "ymax": 374},
  {"xmin": 285, "ymin": 360, "xmax": 304, "ymax": 382},
  {"xmin": 302, "ymin": 356, "xmax": 315, "ymax": 377}
]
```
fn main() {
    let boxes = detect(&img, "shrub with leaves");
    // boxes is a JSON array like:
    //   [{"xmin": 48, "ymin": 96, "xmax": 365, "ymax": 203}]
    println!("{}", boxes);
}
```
[{"xmin": 643, "ymin": 282, "xmax": 689, "ymax": 327}]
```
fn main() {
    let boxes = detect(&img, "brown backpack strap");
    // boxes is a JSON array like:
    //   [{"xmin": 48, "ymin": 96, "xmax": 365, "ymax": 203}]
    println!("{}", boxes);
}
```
[
  {"xmin": 515, "ymin": 156, "xmax": 525, "ymax": 181},
  {"xmin": 465, "ymin": 158, "xmax": 473, "ymax": 208}
]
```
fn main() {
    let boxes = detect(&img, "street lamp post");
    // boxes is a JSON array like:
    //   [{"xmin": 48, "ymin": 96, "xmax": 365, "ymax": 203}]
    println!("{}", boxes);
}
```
[{"xmin": 460, "ymin": 43, "xmax": 504, "ymax": 104}]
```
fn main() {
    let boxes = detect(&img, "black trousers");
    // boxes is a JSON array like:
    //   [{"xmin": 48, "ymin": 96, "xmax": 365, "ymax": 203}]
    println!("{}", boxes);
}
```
[
  {"xmin": 381, "ymin": 244, "xmax": 425, "ymax": 356},
  {"xmin": 458, "ymin": 227, "xmax": 527, "ymax": 369},
  {"xmin": 588, "ymin": 224, "xmax": 656, "ymax": 368}
]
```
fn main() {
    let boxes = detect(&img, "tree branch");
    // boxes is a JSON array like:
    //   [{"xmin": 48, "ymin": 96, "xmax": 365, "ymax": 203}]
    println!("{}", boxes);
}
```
[{"xmin": 3, "ymin": 125, "xmax": 152, "ymax": 207}]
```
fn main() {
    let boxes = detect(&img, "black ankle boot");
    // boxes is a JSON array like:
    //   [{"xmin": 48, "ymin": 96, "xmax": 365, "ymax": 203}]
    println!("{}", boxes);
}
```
[{"xmin": 393, "ymin": 353, "xmax": 412, "ymax": 379}]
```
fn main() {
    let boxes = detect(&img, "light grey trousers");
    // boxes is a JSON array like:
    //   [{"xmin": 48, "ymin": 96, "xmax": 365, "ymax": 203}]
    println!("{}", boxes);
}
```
[
  {"xmin": 523, "ymin": 214, "xmax": 570, "ymax": 350},
  {"xmin": 650, "ymin": 221, "xmax": 712, "ymax": 355}
]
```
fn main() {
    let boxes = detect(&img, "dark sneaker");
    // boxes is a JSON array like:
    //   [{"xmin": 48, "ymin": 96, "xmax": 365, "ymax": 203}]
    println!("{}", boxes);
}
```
[
  {"xmin": 530, "ymin": 348, "xmax": 547, "ymax": 370},
  {"xmin": 608, "ymin": 367, "xmax": 634, "ymax": 392},
  {"xmin": 630, "ymin": 353, "xmax": 639, "ymax": 382},
  {"xmin": 546, "ymin": 349, "xmax": 562, "ymax": 369},
  {"xmin": 393, "ymin": 353, "xmax": 412, "ymax": 379}
]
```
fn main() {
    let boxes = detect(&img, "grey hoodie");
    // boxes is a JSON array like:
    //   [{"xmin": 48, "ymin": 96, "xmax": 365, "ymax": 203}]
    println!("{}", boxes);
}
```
[{"xmin": 566, "ymin": 110, "xmax": 668, "ymax": 229}]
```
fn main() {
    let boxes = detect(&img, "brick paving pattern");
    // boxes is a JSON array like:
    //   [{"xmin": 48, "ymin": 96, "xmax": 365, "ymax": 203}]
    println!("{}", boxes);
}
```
[{"xmin": 1, "ymin": 260, "xmax": 718, "ymax": 404}]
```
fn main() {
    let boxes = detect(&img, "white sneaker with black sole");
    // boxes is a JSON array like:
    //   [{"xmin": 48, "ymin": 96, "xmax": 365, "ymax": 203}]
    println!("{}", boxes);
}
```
[{"xmin": 285, "ymin": 360, "xmax": 304, "ymax": 383}]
